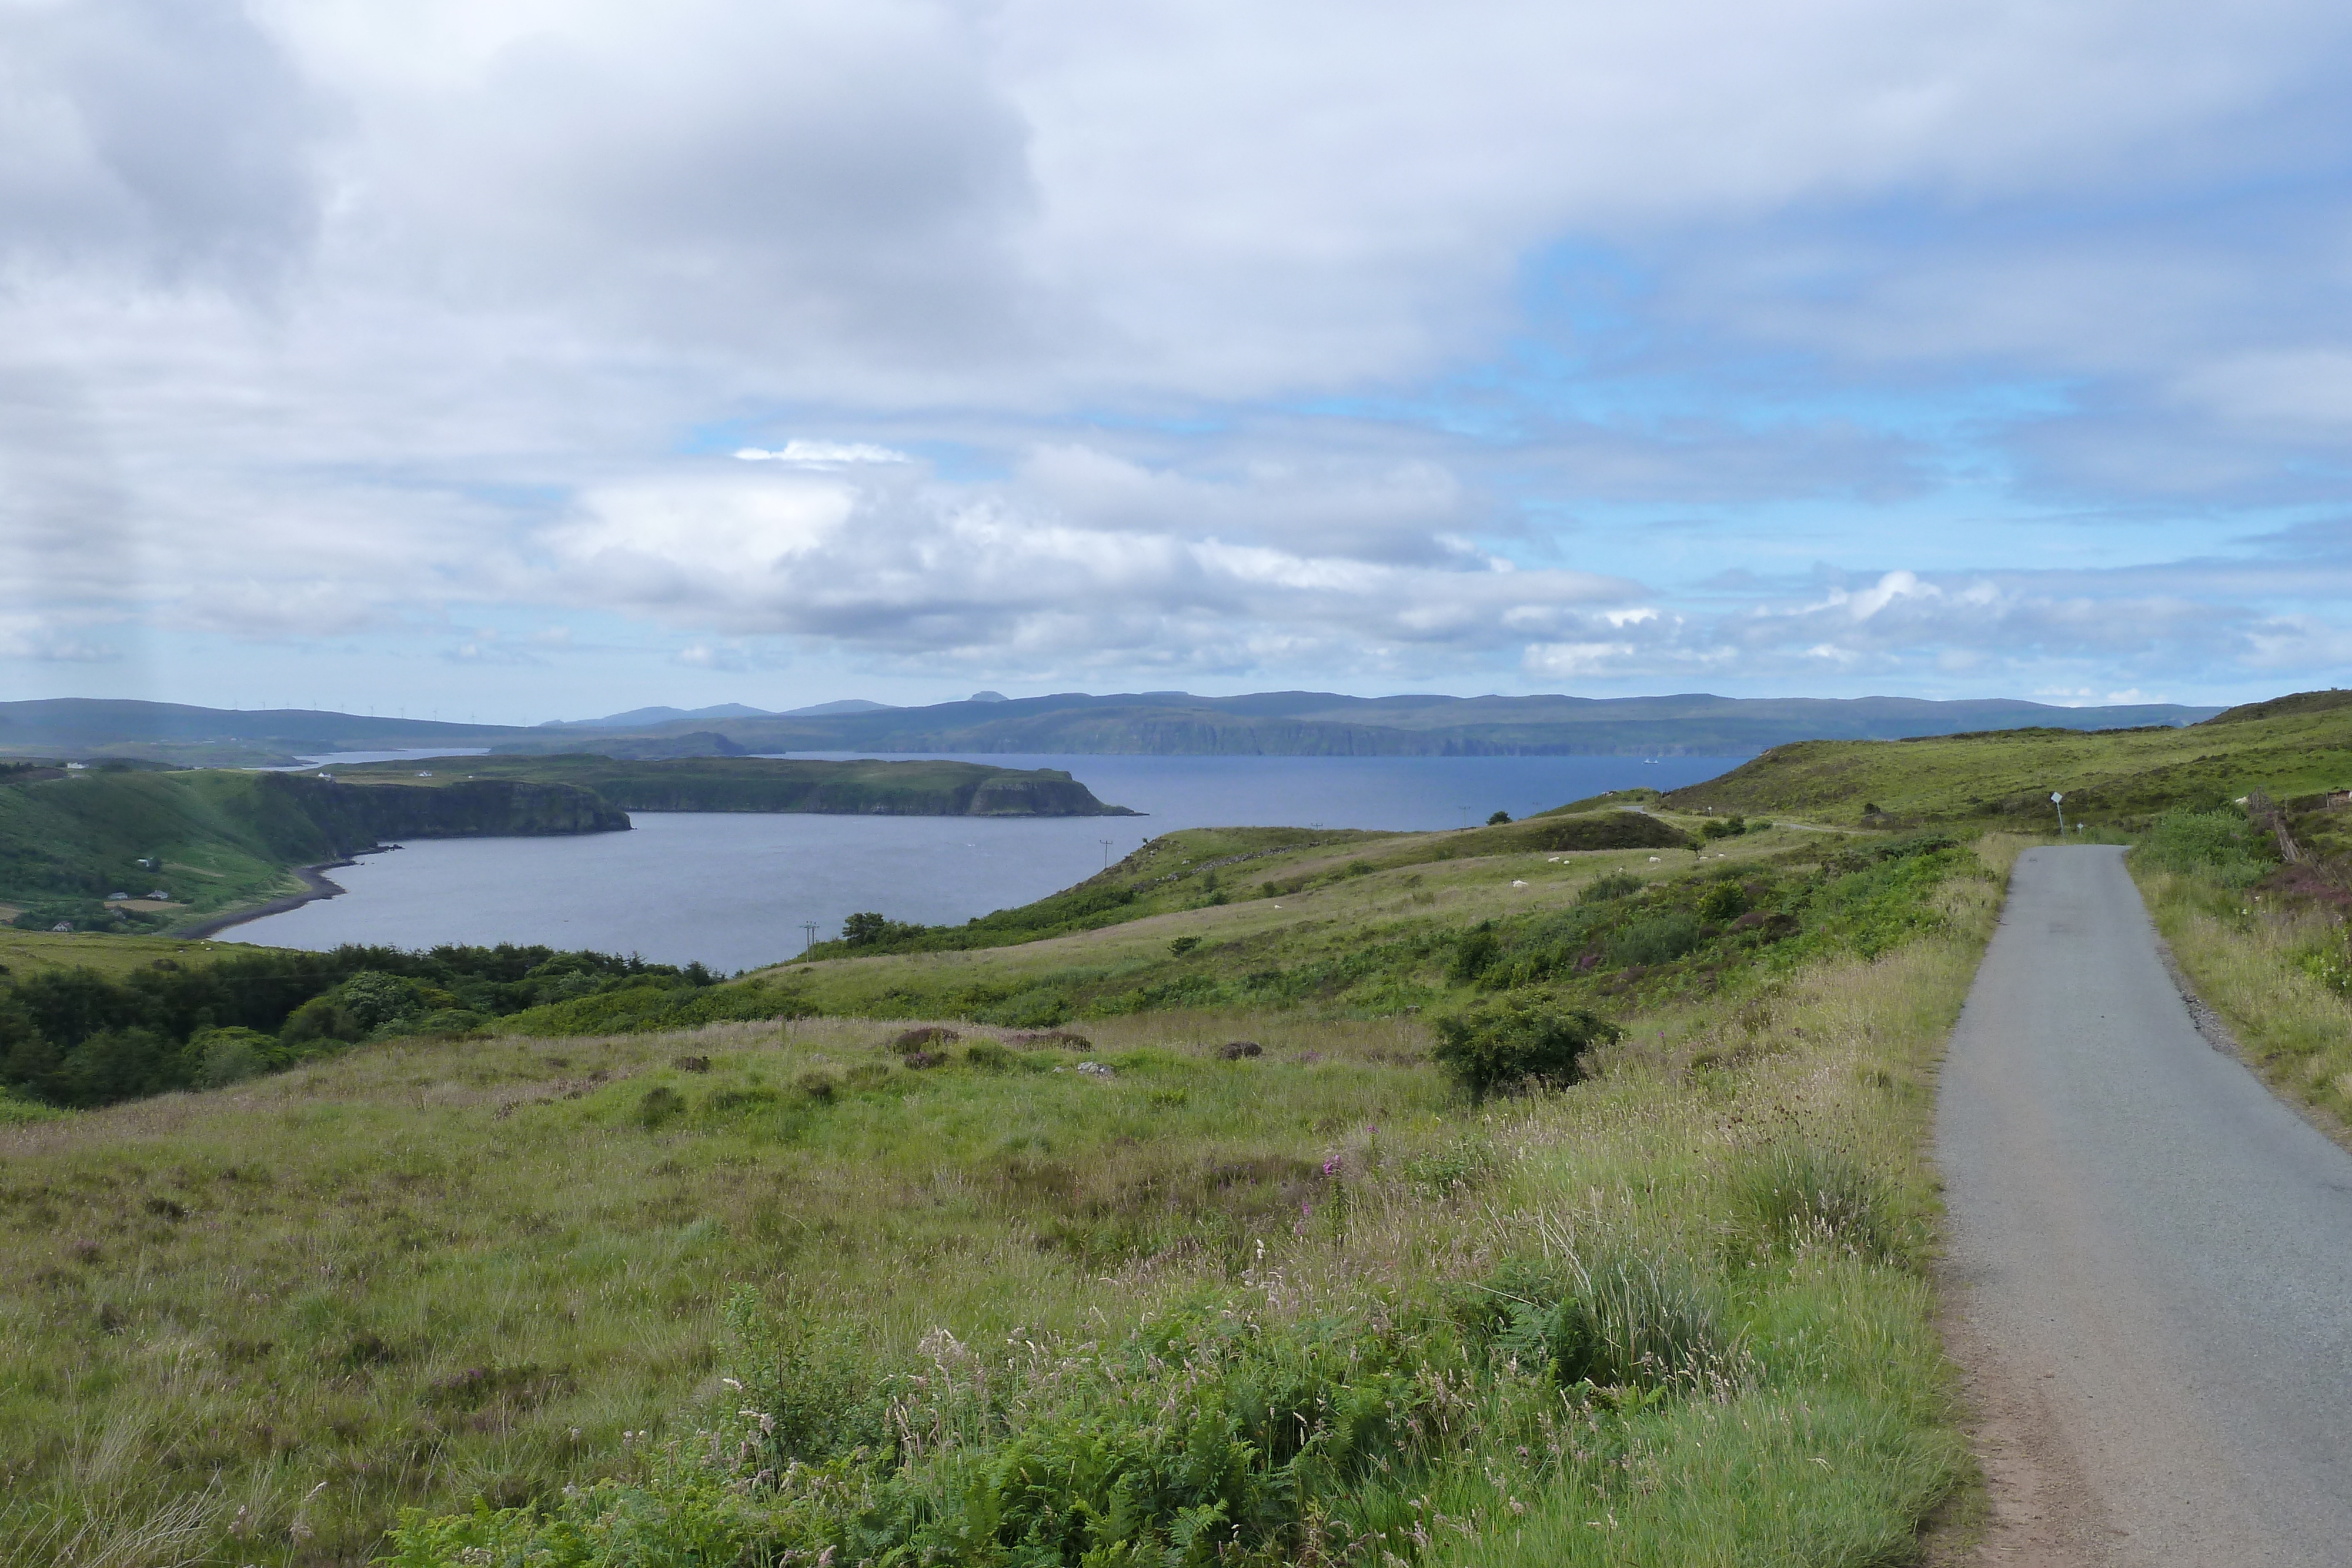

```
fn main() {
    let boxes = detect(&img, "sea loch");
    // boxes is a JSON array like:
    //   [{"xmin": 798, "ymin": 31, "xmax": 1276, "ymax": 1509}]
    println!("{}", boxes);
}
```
[{"xmin": 228, "ymin": 753, "xmax": 1739, "ymax": 971}]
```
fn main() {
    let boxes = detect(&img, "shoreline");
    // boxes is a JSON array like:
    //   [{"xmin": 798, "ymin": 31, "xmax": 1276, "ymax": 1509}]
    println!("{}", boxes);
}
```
[{"xmin": 173, "ymin": 861, "xmax": 353, "ymax": 940}]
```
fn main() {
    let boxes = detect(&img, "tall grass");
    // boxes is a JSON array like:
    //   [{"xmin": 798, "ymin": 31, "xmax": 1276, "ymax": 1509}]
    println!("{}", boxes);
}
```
[
  {"xmin": 2, "ymin": 852, "xmax": 2001, "ymax": 1567},
  {"xmin": 2134, "ymin": 864, "xmax": 2352, "ymax": 1134}
]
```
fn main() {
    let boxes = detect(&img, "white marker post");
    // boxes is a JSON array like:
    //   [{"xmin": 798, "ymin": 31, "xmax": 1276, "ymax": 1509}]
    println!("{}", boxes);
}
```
[{"xmin": 2052, "ymin": 791, "xmax": 2065, "ymax": 835}]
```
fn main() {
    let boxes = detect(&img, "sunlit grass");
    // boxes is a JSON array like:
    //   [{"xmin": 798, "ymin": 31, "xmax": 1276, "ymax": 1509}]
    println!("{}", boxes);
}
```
[
  {"xmin": 2, "ymin": 847, "xmax": 1999, "ymax": 1567},
  {"xmin": 2135, "ymin": 864, "xmax": 2352, "ymax": 1136}
]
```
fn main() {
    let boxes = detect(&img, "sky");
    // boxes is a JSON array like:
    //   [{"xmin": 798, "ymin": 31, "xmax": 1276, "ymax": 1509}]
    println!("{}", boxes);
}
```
[{"xmin": 5, "ymin": 0, "xmax": 2352, "ymax": 724}]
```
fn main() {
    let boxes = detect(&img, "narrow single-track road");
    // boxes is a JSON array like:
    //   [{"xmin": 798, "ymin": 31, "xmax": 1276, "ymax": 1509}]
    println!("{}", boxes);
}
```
[{"xmin": 1938, "ymin": 845, "xmax": 2352, "ymax": 1566}]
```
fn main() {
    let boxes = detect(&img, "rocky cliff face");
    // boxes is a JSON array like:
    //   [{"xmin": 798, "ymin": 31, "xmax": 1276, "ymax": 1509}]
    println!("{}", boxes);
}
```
[
  {"xmin": 278, "ymin": 775, "xmax": 630, "ymax": 850},
  {"xmin": 964, "ymin": 773, "xmax": 1132, "ymax": 816}
]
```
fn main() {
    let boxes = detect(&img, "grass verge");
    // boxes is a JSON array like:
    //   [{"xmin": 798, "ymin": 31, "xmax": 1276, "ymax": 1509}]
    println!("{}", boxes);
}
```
[{"xmin": 2133, "ymin": 861, "xmax": 2352, "ymax": 1141}]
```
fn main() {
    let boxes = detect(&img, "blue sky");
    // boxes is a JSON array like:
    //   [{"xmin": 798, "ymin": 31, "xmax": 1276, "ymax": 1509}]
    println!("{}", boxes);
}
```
[{"xmin": 5, "ymin": 0, "xmax": 2352, "ymax": 723}]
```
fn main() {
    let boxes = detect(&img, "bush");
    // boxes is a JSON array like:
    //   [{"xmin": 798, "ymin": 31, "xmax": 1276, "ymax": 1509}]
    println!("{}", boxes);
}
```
[
  {"xmin": 637, "ymin": 1085, "xmax": 686, "ymax": 1128},
  {"xmin": 2134, "ymin": 807, "xmax": 2269, "ymax": 885},
  {"xmin": 1168, "ymin": 935, "xmax": 1201, "ymax": 956},
  {"xmin": 1607, "ymin": 911, "xmax": 1703, "ymax": 967},
  {"xmin": 1578, "ymin": 871, "xmax": 1642, "ymax": 904},
  {"xmin": 1449, "ymin": 924, "xmax": 1500, "ymax": 984},
  {"xmin": 1487, "ymin": 810, "xmax": 1512, "ymax": 825},
  {"xmin": 1698, "ymin": 880, "xmax": 1751, "ymax": 922},
  {"xmin": 189, "ymin": 1027, "xmax": 271, "ymax": 1088},
  {"xmin": 840, "ymin": 911, "xmax": 924, "ymax": 946},
  {"xmin": 1429, "ymin": 998, "xmax": 1619, "ymax": 1099}
]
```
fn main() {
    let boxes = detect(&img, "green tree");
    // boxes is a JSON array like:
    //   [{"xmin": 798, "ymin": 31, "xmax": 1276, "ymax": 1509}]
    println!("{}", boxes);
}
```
[{"xmin": 1430, "ymin": 998, "xmax": 1619, "ymax": 1099}]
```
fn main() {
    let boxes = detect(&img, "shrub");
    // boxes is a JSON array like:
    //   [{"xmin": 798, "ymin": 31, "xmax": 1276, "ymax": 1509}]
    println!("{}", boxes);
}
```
[
  {"xmin": 1578, "ymin": 871, "xmax": 1642, "ymax": 904},
  {"xmin": 1487, "ymin": 810, "xmax": 1512, "ymax": 825},
  {"xmin": 1217, "ymin": 1040, "xmax": 1262, "ymax": 1060},
  {"xmin": 1449, "ymin": 924, "xmax": 1501, "ymax": 984},
  {"xmin": 1606, "ymin": 910, "xmax": 1703, "ymax": 967},
  {"xmin": 2134, "ymin": 807, "xmax": 2269, "ymax": 885},
  {"xmin": 1429, "ymin": 998, "xmax": 1619, "ymax": 1099},
  {"xmin": 636, "ymin": 1085, "xmax": 686, "ymax": 1128},
  {"xmin": 840, "ymin": 911, "xmax": 923, "ymax": 947},
  {"xmin": 964, "ymin": 1040, "xmax": 1013, "ymax": 1070},
  {"xmin": 1698, "ymin": 880, "xmax": 1750, "ymax": 922},
  {"xmin": 890, "ymin": 1026, "xmax": 960, "ymax": 1054},
  {"xmin": 1168, "ymin": 936, "xmax": 1201, "ymax": 956},
  {"xmin": 189, "ymin": 1027, "xmax": 270, "ymax": 1088}
]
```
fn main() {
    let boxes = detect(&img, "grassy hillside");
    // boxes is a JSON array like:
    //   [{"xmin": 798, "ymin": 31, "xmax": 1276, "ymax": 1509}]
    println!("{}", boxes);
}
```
[
  {"xmin": 764, "ymin": 818, "xmax": 1953, "ymax": 1030},
  {"xmin": 1661, "ymin": 693, "xmax": 2352, "ymax": 826},
  {"xmin": 0, "ymin": 769, "xmax": 624, "ymax": 934},
  {"xmin": 791, "ymin": 811, "xmax": 1693, "ymax": 963},
  {"xmin": 0, "ymin": 818, "xmax": 2002, "ymax": 1568},
  {"xmin": 332, "ymin": 754, "xmax": 1136, "ymax": 816}
]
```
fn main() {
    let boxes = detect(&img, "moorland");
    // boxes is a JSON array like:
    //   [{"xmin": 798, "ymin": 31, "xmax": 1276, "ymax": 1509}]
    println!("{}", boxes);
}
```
[{"xmin": 8, "ymin": 692, "xmax": 2352, "ymax": 1567}]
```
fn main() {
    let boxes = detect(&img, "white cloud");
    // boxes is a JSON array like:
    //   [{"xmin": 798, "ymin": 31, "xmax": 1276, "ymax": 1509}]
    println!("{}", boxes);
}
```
[
  {"xmin": 6, "ymin": 1, "xmax": 2352, "ymax": 702},
  {"xmin": 736, "ymin": 441, "xmax": 912, "ymax": 465}
]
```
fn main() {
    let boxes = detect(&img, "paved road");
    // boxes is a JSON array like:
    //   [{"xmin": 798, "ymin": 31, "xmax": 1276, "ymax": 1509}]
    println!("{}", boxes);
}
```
[{"xmin": 1938, "ymin": 845, "xmax": 2352, "ymax": 1567}]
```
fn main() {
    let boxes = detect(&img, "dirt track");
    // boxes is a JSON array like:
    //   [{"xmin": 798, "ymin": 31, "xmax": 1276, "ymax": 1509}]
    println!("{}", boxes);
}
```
[{"xmin": 1937, "ymin": 845, "xmax": 2352, "ymax": 1566}]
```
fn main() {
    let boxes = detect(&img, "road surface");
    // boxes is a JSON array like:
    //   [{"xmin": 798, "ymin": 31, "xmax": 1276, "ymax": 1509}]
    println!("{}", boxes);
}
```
[{"xmin": 1938, "ymin": 845, "xmax": 2352, "ymax": 1567}]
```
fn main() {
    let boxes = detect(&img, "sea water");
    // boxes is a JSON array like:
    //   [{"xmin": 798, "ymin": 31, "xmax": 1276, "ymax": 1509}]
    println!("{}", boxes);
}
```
[{"xmin": 225, "ymin": 753, "xmax": 1740, "ymax": 972}]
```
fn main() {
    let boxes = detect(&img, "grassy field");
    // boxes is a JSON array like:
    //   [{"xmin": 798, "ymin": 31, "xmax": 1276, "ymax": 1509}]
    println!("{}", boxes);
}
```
[
  {"xmin": 0, "ymin": 930, "xmax": 244, "ymax": 982},
  {"xmin": 2130, "ymin": 814, "xmax": 2352, "ymax": 1141},
  {"xmin": 1662, "ymin": 690, "xmax": 2352, "ymax": 827},
  {"xmin": 0, "ymin": 801, "xmax": 1997, "ymax": 1568}
]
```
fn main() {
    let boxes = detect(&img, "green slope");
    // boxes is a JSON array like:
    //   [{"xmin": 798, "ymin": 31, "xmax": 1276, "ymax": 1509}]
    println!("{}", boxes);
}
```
[
  {"xmin": 1660, "ymin": 691, "xmax": 2352, "ymax": 825},
  {"xmin": 329, "ymin": 754, "xmax": 1137, "ymax": 815},
  {"xmin": 0, "ymin": 768, "xmax": 624, "ymax": 930}
]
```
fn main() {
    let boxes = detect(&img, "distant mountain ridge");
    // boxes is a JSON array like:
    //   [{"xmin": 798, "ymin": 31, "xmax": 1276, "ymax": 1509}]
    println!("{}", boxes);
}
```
[
  {"xmin": 499, "ymin": 690, "xmax": 2227, "ymax": 758},
  {"xmin": 0, "ymin": 691, "xmax": 2227, "ymax": 764}
]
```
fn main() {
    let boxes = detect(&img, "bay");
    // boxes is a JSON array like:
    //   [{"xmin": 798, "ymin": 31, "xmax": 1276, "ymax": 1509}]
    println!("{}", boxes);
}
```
[{"xmin": 225, "ymin": 753, "xmax": 1739, "ymax": 973}]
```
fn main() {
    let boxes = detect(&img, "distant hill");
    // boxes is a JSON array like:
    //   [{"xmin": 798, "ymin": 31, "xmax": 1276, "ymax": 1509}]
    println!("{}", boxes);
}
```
[
  {"xmin": 4, "ymin": 690, "xmax": 2226, "ymax": 765},
  {"xmin": 552, "ymin": 703, "xmax": 777, "ymax": 729},
  {"xmin": 782, "ymin": 698, "xmax": 899, "ymax": 716},
  {"xmin": 0, "ymin": 699, "xmax": 527, "ymax": 765},
  {"xmin": 1660, "ymin": 690, "xmax": 2352, "ymax": 824},
  {"xmin": 492, "ymin": 690, "xmax": 2225, "ymax": 759}
]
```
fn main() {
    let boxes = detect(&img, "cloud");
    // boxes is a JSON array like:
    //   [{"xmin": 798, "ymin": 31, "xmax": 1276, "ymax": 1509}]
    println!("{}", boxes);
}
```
[
  {"xmin": 543, "ymin": 461, "xmax": 1641, "ymax": 665},
  {"xmin": 0, "ymin": 0, "xmax": 327, "ymax": 283},
  {"xmin": 8, "ymin": 1, "xmax": 2352, "ymax": 704},
  {"xmin": 736, "ymin": 441, "xmax": 913, "ymax": 466}
]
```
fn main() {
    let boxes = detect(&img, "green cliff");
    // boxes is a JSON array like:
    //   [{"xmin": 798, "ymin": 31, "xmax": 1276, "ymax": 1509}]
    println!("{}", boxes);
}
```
[
  {"xmin": 329, "ymin": 755, "xmax": 1138, "ymax": 817},
  {"xmin": 0, "ymin": 767, "xmax": 625, "ymax": 932}
]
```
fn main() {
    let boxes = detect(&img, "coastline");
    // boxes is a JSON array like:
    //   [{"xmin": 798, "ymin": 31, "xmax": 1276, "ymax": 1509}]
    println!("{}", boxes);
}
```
[{"xmin": 173, "ymin": 861, "xmax": 353, "ymax": 940}]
